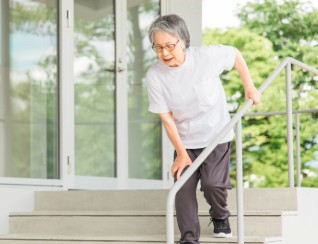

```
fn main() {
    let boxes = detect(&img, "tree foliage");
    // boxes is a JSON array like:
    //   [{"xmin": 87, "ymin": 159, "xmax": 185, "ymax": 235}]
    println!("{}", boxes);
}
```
[
  {"xmin": 237, "ymin": 0, "xmax": 318, "ymax": 52},
  {"xmin": 203, "ymin": 0, "xmax": 318, "ymax": 188}
]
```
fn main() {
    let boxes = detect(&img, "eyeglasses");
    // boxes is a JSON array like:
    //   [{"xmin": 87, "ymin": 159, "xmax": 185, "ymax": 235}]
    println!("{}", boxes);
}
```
[{"xmin": 152, "ymin": 40, "xmax": 179, "ymax": 53}]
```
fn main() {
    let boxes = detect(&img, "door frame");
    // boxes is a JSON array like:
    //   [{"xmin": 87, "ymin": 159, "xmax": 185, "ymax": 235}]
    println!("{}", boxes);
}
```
[
  {"xmin": 60, "ymin": 0, "xmax": 75, "ymax": 190},
  {"xmin": 160, "ymin": 0, "xmax": 174, "ymax": 189},
  {"xmin": 115, "ymin": 0, "xmax": 128, "ymax": 190}
]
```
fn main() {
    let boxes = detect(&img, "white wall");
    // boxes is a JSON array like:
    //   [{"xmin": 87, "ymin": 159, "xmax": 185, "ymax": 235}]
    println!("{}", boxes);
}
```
[
  {"xmin": 282, "ymin": 187, "xmax": 318, "ymax": 244},
  {"xmin": 0, "ymin": 189, "xmax": 34, "ymax": 234},
  {"xmin": 162, "ymin": 0, "xmax": 202, "ymax": 47},
  {"xmin": 0, "ymin": 186, "xmax": 63, "ymax": 234}
]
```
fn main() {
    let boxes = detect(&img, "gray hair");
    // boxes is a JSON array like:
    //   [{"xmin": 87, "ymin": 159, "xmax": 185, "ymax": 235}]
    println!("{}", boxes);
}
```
[{"xmin": 148, "ymin": 14, "xmax": 190, "ymax": 49}]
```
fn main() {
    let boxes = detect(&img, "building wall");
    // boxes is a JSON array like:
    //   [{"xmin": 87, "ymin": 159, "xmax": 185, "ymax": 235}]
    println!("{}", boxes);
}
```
[
  {"xmin": 0, "ymin": 189, "xmax": 34, "ymax": 234},
  {"xmin": 0, "ymin": 0, "xmax": 203, "ymax": 190},
  {"xmin": 162, "ymin": 0, "xmax": 202, "ymax": 47}
]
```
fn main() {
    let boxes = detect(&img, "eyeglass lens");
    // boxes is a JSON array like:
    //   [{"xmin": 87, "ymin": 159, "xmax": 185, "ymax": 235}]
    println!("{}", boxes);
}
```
[{"xmin": 154, "ymin": 45, "xmax": 175, "ymax": 52}]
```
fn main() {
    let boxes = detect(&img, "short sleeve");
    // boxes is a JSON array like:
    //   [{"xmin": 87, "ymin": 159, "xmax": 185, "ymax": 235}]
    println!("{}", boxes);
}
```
[
  {"xmin": 207, "ymin": 44, "xmax": 236, "ymax": 74},
  {"xmin": 145, "ymin": 70, "xmax": 170, "ymax": 114}
]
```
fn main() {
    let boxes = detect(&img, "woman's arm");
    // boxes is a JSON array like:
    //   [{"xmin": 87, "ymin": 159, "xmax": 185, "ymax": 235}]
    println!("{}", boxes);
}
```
[
  {"xmin": 233, "ymin": 47, "xmax": 261, "ymax": 106},
  {"xmin": 158, "ymin": 111, "xmax": 192, "ymax": 180}
]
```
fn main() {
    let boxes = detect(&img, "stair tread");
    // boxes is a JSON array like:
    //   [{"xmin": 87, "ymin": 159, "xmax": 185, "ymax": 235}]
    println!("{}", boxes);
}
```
[
  {"xmin": 0, "ymin": 233, "xmax": 282, "ymax": 243},
  {"xmin": 9, "ymin": 210, "xmax": 297, "ymax": 216}
]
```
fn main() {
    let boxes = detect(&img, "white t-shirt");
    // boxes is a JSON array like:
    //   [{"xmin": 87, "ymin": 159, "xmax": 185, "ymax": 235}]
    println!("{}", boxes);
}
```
[{"xmin": 146, "ymin": 44, "xmax": 236, "ymax": 149}]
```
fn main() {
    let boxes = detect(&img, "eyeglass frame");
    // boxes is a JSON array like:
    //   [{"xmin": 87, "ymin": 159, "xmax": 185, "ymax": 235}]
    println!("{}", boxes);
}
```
[{"xmin": 152, "ymin": 39, "xmax": 180, "ymax": 53}]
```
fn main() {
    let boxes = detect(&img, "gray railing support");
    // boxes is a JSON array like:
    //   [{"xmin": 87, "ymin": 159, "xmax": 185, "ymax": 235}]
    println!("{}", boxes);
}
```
[
  {"xmin": 285, "ymin": 62, "xmax": 294, "ymax": 187},
  {"xmin": 235, "ymin": 118, "xmax": 244, "ymax": 244},
  {"xmin": 230, "ymin": 108, "xmax": 318, "ymax": 118},
  {"xmin": 296, "ymin": 113, "xmax": 301, "ymax": 187},
  {"xmin": 166, "ymin": 57, "xmax": 318, "ymax": 244}
]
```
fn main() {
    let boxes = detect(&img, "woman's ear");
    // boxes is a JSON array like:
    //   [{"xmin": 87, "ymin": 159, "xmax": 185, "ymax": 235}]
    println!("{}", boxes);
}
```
[{"xmin": 181, "ymin": 41, "xmax": 186, "ymax": 51}]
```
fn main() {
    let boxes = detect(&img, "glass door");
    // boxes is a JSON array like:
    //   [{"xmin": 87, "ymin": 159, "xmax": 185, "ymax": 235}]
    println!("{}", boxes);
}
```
[
  {"xmin": 0, "ymin": 0, "xmax": 61, "ymax": 187},
  {"xmin": 73, "ymin": 0, "xmax": 166, "ymax": 190},
  {"xmin": 73, "ymin": 0, "xmax": 117, "ymax": 189}
]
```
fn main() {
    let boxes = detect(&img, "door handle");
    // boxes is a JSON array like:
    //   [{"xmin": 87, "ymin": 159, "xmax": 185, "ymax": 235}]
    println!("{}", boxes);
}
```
[
  {"xmin": 104, "ymin": 68, "xmax": 115, "ymax": 72},
  {"xmin": 117, "ymin": 67, "xmax": 126, "ymax": 72}
]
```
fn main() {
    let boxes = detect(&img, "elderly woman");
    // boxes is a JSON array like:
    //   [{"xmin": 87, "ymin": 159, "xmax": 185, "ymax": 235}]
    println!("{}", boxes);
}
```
[{"xmin": 146, "ymin": 14, "xmax": 260, "ymax": 243}]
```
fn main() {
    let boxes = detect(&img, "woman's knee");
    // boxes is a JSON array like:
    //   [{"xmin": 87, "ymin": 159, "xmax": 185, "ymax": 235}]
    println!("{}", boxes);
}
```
[
  {"xmin": 173, "ymin": 165, "xmax": 190, "ymax": 183},
  {"xmin": 200, "ymin": 179, "xmax": 219, "ymax": 193}
]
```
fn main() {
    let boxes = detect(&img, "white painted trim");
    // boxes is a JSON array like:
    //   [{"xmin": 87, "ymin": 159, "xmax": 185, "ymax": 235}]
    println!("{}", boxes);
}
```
[
  {"xmin": 59, "ymin": 0, "xmax": 75, "ymax": 190},
  {"xmin": 115, "ymin": 0, "xmax": 128, "ymax": 190},
  {"xmin": 160, "ymin": 0, "xmax": 170, "ymax": 15},
  {"xmin": 162, "ymin": 124, "xmax": 174, "ymax": 189},
  {"xmin": 0, "ymin": 177, "xmax": 62, "ymax": 186},
  {"xmin": 160, "ymin": 0, "xmax": 169, "ymax": 189},
  {"xmin": 74, "ymin": 176, "xmax": 117, "ymax": 190},
  {"xmin": 162, "ymin": 123, "xmax": 168, "ymax": 189},
  {"xmin": 0, "ymin": 185, "xmax": 62, "ymax": 190},
  {"xmin": 160, "ymin": 0, "xmax": 173, "ymax": 189}
]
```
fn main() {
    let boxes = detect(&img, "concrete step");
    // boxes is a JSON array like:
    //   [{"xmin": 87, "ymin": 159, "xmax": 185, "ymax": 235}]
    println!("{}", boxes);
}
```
[
  {"xmin": 34, "ymin": 188, "xmax": 297, "ymax": 212},
  {"xmin": 8, "ymin": 210, "xmax": 293, "ymax": 237},
  {"xmin": 0, "ymin": 233, "xmax": 283, "ymax": 243},
  {"xmin": 9, "ymin": 210, "xmax": 297, "ymax": 216}
]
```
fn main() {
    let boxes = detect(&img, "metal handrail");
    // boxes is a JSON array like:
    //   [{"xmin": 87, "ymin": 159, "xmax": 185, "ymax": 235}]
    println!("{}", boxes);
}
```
[
  {"xmin": 166, "ymin": 57, "xmax": 318, "ymax": 244},
  {"xmin": 229, "ymin": 108, "xmax": 318, "ymax": 117}
]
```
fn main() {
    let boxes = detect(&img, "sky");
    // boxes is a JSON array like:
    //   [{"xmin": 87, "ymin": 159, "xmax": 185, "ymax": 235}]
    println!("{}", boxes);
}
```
[{"xmin": 202, "ymin": 0, "xmax": 318, "ymax": 30}]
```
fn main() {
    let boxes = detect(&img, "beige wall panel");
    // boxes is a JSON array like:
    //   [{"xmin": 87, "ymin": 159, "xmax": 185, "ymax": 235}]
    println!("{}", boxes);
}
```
[{"xmin": 167, "ymin": 0, "xmax": 202, "ymax": 47}]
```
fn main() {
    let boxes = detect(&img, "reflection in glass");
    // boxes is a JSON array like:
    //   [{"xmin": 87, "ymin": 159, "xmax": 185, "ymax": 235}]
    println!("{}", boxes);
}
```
[
  {"xmin": 74, "ymin": 0, "xmax": 116, "ymax": 177},
  {"xmin": 0, "ymin": 0, "xmax": 59, "ymax": 179},
  {"xmin": 127, "ymin": 0, "xmax": 162, "ymax": 180}
]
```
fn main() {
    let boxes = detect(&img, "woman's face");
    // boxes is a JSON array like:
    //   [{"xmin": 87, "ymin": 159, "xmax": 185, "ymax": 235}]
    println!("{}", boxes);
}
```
[{"xmin": 153, "ymin": 31, "xmax": 186, "ymax": 67}]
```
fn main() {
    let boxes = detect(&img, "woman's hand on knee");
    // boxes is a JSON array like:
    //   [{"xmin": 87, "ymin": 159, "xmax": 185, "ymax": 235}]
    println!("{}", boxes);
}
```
[{"xmin": 171, "ymin": 153, "xmax": 193, "ymax": 180}]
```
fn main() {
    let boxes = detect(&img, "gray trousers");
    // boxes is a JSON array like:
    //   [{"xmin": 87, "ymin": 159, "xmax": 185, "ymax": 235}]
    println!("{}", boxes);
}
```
[{"xmin": 173, "ymin": 141, "xmax": 232, "ymax": 244}]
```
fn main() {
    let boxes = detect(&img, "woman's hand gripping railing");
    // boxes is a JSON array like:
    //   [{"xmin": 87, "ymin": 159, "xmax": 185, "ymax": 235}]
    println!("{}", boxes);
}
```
[{"xmin": 166, "ymin": 57, "xmax": 318, "ymax": 244}]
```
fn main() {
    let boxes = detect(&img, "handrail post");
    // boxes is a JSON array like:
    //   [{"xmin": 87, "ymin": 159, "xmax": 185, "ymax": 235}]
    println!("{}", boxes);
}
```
[
  {"xmin": 296, "ymin": 113, "xmax": 301, "ymax": 187},
  {"xmin": 166, "ymin": 190, "xmax": 174, "ymax": 244},
  {"xmin": 235, "ymin": 118, "xmax": 244, "ymax": 244},
  {"xmin": 285, "ymin": 62, "xmax": 294, "ymax": 187}
]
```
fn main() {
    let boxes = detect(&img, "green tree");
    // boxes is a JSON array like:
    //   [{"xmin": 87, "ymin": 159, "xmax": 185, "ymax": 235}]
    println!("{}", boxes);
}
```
[
  {"xmin": 237, "ymin": 0, "xmax": 318, "ymax": 100},
  {"xmin": 203, "ymin": 26, "xmax": 318, "ymax": 188},
  {"xmin": 236, "ymin": 0, "xmax": 318, "ymax": 187},
  {"xmin": 237, "ymin": 0, "xmax": 318, "ymax": 52}
]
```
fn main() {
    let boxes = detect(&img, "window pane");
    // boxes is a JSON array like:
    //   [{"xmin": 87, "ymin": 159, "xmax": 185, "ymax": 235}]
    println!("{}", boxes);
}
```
[
  {"xmin": 0, "ymin": 0, "xmax": 59, "ymax": 179},
  {"xmin": 127, "ymin": 0, "xmax": 162, "ymax": 180},
  {"xmin": 74, "ymin": 0, "xmax": 116, "ymax": 177}
]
